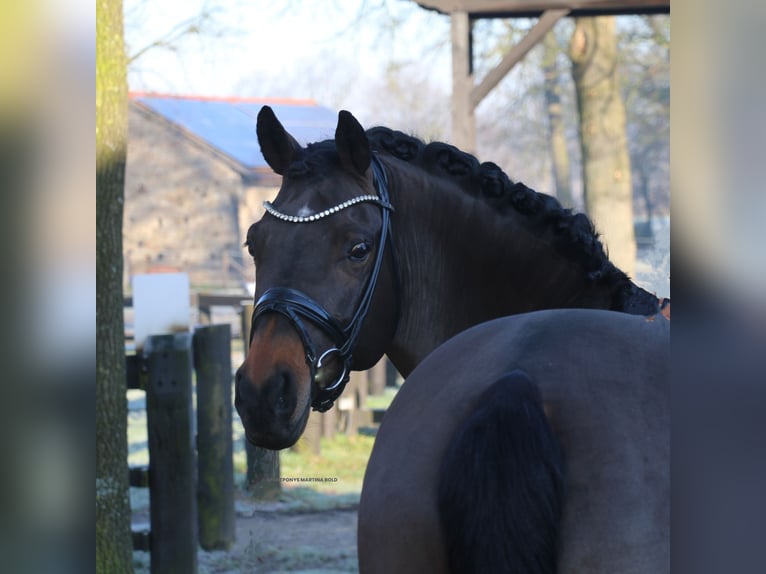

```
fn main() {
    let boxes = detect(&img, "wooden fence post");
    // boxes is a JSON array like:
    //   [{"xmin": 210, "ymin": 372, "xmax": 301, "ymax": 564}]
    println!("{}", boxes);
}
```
[
  {"xmin": 144, "ymin": 333, "xmax": 198, "ymax": 574},
  {"xmin": 246, "ymin": 443, "xmax": 281, "ymax": 499},
  {"xmin": 194, "ymin": 325, "xmax": 235, "ymax": 550},
  {"xmin": 240, "ymin": 303, "xmax": 282, "ymax": 499}
]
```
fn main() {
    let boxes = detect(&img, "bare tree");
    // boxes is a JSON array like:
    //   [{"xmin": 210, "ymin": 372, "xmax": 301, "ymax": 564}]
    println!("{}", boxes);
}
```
[
  {"xmin": 542, "ymin": 29, "xmax": 573, "ymax": 207},
  {"xmin": 125, "ymin": 0, "xmax": 244, "ymax": 63},
  {"xmin": 570, "ymin": 16, "xmax": 637, "ymax": 276},
  {"xmin": 455, "ymin": 14, "xmax": 668, "ymax": 228},
  {"xmin": 620, "ymin": 16, "xmax": 670, "ymax": 221},
  {"xmin": 124, "ymin": 0, "xmax": 247, "ymax": 90}
]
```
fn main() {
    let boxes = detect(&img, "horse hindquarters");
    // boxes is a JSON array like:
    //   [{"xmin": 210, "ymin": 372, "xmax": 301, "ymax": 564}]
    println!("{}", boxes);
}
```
[{"xmin": 437, "ymin": 370, "xmax": 565, "ymax": 574}]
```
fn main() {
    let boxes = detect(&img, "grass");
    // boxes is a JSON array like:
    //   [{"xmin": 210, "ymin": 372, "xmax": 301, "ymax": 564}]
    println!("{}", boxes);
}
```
[
  {"xmin": 232, "ymin": 433, "xmax": 376, "ymax": 498},
  {"xmin": 362, "ymin": 386, "xmax": 399, "ymax": 411},
  {"xmin": 281, "ymin": 433, "xmax": 376, "ymax": 494}
]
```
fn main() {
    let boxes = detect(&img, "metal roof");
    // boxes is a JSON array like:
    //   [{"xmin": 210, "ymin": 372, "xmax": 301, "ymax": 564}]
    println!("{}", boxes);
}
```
[{"xmin": 131, "ymin": 94, "xmax": 338, "ymax": 176}]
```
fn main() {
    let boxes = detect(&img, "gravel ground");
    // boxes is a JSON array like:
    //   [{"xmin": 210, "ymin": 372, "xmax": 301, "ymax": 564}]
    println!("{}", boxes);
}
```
[{"xmin": 132, "ymin": 494, "xmax": 359, "ymax": 574}]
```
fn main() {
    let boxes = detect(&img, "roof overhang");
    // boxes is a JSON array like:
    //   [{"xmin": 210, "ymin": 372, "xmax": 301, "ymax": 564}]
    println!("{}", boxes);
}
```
[{"xmin": 414, "ymin": 0, "xmax": 669, "ymax": 18}]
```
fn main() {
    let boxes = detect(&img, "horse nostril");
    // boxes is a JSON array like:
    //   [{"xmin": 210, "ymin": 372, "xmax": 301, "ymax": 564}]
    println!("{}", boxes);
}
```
[
  {"xmin": 267, "ymin": 369, "xmax": 295, "ymax": 417},
  {"xmin": 234, "ymin": 366, "xmax": 296, "ymax": 420}
]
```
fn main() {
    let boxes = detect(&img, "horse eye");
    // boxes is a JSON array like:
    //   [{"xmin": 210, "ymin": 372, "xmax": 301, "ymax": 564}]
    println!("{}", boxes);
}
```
[{"xmin": 348, "ymin": 241, "xmax": 371, "ymax": 262}]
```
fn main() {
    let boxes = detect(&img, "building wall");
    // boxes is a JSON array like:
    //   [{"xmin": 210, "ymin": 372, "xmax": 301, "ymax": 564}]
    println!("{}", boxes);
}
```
[{"xmin": 123, "ymin": 103, "xmax": 277, "ymax": 290}]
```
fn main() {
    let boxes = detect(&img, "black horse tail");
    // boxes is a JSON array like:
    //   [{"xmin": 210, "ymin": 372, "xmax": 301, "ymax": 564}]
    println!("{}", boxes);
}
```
[{"xmin": 437, "ymin": 370, "xmax": 565, "ymax": 574}]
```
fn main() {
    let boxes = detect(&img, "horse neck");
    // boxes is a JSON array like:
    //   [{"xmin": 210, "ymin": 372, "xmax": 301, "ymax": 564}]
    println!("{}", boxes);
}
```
[{"xmin": 383, "ymin": 163, "xmax": 646, "ymax": 376}]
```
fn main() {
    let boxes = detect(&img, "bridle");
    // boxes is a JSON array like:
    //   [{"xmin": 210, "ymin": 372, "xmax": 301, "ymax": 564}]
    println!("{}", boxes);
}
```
[{"xmin": 250, "ymin": 154, "xmax": 395, "ymax": 412}]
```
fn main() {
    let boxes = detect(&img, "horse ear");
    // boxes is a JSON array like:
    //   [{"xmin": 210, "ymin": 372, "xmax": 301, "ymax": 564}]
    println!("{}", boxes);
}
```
[
  {"xmin": 335, "ymin": 110, "xmax": 370, "ymax": 176},
  {"xmin": 257, "ymin": 106, "xmax": 300, "ymax": 176}
]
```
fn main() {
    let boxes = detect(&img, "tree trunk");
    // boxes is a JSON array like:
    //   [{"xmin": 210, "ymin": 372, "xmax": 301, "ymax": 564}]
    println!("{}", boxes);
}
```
[
  {"xmin": 96, "ymin": 0, "xmax": 133, "ymax": 572},
  {"xmin": 569, "ymin": 17, "xmax": 636, "ymax": 276},
  {"xmin": 542, "ymin": 31, "xmax": 573, "ymax": 208}
]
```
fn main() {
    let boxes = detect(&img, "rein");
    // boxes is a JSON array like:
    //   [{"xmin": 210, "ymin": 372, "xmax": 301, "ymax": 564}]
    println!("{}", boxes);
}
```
[{"xmin": 250, "ymin": 154, "xmax": 396, "ymax": 412}]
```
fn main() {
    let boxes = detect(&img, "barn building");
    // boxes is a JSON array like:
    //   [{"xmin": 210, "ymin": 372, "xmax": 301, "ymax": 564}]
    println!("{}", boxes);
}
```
[{"xmin": 123, "ymin": 93, "xmax": 337, "ymax": 290}]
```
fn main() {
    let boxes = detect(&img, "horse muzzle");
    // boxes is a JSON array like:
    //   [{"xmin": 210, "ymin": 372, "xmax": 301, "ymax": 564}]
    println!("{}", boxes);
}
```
[
  {"xmin": 235, "ymin": 314, "xmax": 314, "ymax": 449},
  {"xmin": 235, "ymin": 363, "xmax": 311, "ymax": 449}
]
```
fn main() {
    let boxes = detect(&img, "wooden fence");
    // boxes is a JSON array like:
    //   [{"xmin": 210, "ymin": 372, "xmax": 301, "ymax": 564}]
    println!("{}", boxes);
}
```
[
  {"xmin": 126, "ymin": 325, "xmax": 234, "ymax": 573},
  {"xmin": 126, "ymin": 293, "xmax": 396, "ymax": 502}
]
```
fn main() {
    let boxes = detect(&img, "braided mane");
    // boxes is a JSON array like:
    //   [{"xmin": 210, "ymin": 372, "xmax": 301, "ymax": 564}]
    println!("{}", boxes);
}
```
[
  {"xmin": 365, "ymin": 126, "xmax": 631, "ymax": 290},
  {"xmin": 280, "ymin": 125, "xmax": 643, "ymax": 307}
]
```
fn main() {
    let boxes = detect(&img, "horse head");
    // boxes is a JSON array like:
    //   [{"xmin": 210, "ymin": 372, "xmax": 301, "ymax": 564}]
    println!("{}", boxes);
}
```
[{"xmin": 235, "ymin": 107, "xmax": 398, "ymax": 449}]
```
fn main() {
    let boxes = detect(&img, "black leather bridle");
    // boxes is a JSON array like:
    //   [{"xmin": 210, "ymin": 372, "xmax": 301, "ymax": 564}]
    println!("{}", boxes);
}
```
[{"xmin": 250, "ymin": 154, "xmax": 395, "ymax": 412}]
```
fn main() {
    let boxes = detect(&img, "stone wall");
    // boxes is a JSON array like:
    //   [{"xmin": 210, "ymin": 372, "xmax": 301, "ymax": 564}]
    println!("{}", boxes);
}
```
[{"xmin": 123, "ymin": 104, "xmax": 277, "ymax": 290}]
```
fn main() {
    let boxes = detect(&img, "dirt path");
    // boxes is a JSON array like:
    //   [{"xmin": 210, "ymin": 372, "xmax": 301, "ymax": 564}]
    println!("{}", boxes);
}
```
[
  {"xmin": 133, "ymin": 495, "xmax": 360, "ymax": 574},
  {"xmin": 223, "ymin": 500, "xmax": 359, "ymax": 573}
]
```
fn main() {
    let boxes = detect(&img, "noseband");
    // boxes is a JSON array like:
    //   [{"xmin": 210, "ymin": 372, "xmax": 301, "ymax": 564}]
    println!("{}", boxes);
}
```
[{"xmin": 250, "ymin": 154, "xmax": 395, "ymax": 412}]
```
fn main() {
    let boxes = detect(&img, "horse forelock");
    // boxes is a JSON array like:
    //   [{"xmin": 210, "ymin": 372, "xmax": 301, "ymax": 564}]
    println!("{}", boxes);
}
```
[
  {"xmin": 283, "ymin": 140, "xmax": 338, "ymax": 180},
  {"xmin": 365, "ymin": 126, "xmax": 627, "ymax": 289}
]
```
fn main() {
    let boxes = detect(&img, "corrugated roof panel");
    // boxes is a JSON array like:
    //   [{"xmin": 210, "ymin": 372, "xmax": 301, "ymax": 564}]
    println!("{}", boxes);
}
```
[{"xmin": 134, "ymin": 95, "xmax": 338, "ymax": 171}]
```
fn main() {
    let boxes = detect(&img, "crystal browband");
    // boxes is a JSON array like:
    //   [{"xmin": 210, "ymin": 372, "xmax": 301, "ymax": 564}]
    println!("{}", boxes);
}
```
[{"xmin": 263, "ymin": 195, "xmax": 393, "ymax": 223}]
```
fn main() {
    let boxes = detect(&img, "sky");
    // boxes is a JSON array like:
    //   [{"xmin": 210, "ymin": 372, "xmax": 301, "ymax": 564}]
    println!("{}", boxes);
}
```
[{"xmin": 124, "ymin": 0, "xmax": 453, "ymax": 109}]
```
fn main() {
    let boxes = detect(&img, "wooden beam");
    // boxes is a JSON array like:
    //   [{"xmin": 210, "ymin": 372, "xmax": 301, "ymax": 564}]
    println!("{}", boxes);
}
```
[
  {"xmin": 415, "ymin": 0, "xmax": 668, "ymax": 16},
  {"xmin": 451, "ymin": 11, "xmax": 477, "ymax": 152},
  {"xmin": 471, "ymin": 8, "xmax": 569, "ymax": 109}
]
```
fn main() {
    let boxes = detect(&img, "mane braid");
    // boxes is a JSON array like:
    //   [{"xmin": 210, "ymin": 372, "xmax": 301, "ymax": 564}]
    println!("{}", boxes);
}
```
[
  {"xmin": 280, "ymin": 126, "xmax": 638, "ymax": 306},
  {"xmin": 365, "ymin": 126, "xmax": 631, "ymax": 293}
]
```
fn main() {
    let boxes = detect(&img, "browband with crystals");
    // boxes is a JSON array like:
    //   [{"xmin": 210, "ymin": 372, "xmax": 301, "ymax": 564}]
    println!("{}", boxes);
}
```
[{"xmin": 263, "ymin": 195, "xmax": 393, "ymax": 223}]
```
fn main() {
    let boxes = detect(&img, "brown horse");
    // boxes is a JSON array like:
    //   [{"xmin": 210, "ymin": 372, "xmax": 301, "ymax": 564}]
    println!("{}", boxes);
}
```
[
  {"xmin": 358, "ymin": 309, "xmax": 669, "ymax": 574},
  {"xmin": 234, "ymin": 107, "xmax": 667, "ymax": 450}
]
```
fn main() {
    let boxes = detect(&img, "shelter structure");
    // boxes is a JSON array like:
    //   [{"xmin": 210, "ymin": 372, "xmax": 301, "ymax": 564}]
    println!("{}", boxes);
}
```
[{"xmin": 413, "ymin": 0, "xmax": 670, "ymax": 152}]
